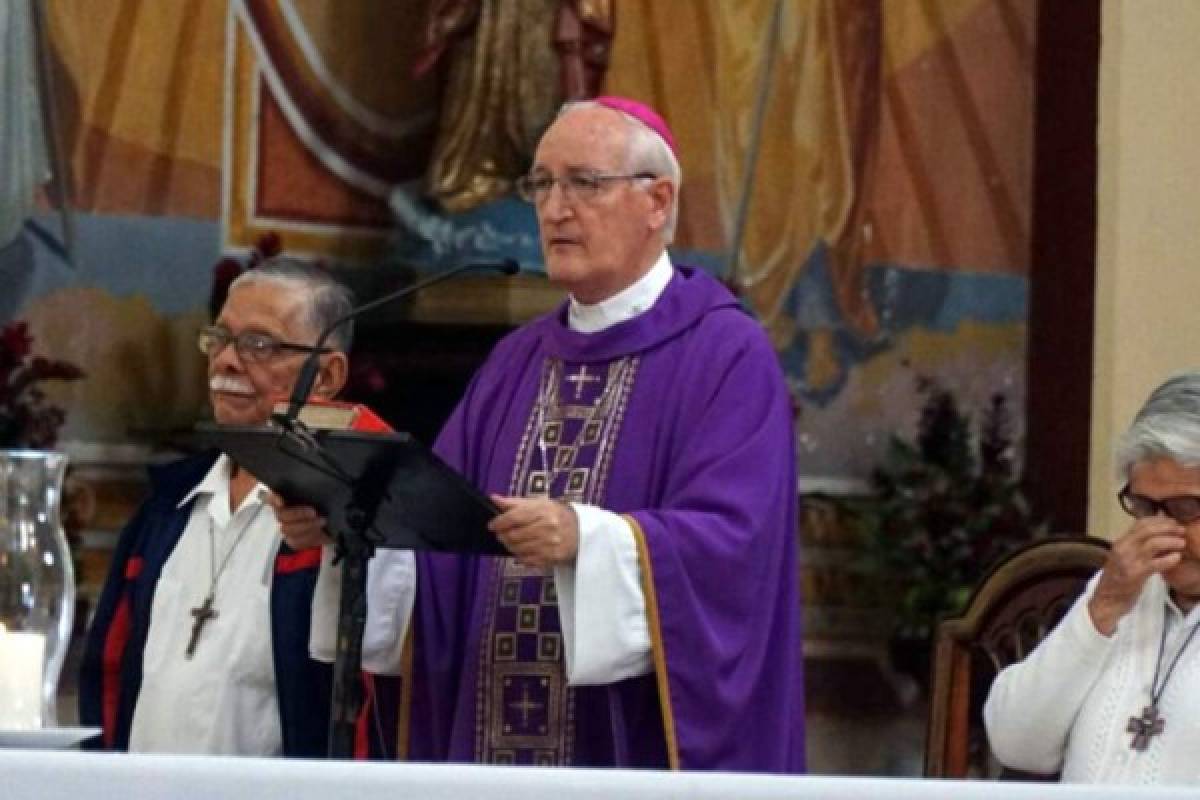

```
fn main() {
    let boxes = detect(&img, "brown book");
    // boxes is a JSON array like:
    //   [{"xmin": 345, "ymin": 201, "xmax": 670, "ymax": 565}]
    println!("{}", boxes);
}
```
[{"xmin": 271, "ymin": 399, "xmax": 392, "ymax": 433}]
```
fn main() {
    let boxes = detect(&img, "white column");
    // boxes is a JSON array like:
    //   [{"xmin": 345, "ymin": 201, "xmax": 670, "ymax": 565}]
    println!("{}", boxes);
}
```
[{"xmin": 1090, "ymin": 1, "xmax": 1200, "ymax": 539}]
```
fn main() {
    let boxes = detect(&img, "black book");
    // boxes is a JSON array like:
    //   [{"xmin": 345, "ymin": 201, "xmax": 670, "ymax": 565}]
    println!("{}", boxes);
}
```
[{"xmin": 192, "ymin": 422, "xmax": 506, "ymax": 555}]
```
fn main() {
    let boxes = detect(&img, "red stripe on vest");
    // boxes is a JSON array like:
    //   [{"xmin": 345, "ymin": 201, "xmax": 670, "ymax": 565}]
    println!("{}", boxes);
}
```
[
  {"xmin": 102, "ymin": 558, "xmax": 144, "ymax": 746},
  {"xmin": 355, "ymin": 672, "xmax": 374, "ymax": 759},
  {"xmin": 101, "ymin": 596, "xmax": 134, "ymax": 747},
  {"xmin": 275, "ymin": 547, "xmax": 322, "ymax": 574}
]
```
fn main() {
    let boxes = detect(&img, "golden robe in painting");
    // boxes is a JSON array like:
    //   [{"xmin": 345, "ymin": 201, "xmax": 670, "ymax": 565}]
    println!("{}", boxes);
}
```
[{"xmin": 416, "ymin": 0, "xmax": 615, "ymax": 212}]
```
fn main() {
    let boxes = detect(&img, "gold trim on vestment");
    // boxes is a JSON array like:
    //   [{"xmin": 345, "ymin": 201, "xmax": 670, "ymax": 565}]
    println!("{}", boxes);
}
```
[
  {"xmin": 396, "ymin": 623, "xmax": 414, "ymax": 760},
  {"xmin": 625, "ymin": 513, "xmax": 681, "ymax": 770}
]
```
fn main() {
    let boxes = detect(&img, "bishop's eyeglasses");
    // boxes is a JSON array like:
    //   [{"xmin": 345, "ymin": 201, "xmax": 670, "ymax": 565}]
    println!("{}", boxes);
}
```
[
  {"xmin": 197, "ymin": 325, "xmax": 331, "ymax": 364},
  {"xmin": 516, "ymin": 170, "xmax": 657, "ymax": 204},
  {"xmin": 1118, "ymin": 486, "xmax": 1200, "ymax": 525}
]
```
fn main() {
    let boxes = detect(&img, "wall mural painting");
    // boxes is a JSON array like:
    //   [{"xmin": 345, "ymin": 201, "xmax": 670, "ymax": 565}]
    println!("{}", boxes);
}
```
[
  {"xmin": 225, "ymin": 0, "xmax": 612, "ymax": 268},
  {"xmin": 3, "ymin": 0, "xmax": 232, "ymax": 443},
  {"xmin": 6, "ymin": 0, "xmax": 1033, "ymax": 484},
  {"xmin": 604, "ymin": 0, "xmax": 1034, "ymax": 480},
  {"xmin": 225, "ymin": 0, "xmax": 436, "ymax": 261}
]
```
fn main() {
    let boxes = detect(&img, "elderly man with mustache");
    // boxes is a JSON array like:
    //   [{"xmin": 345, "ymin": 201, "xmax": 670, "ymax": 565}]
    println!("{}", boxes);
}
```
[{"xmin": 79, "ymin": 258, "xmax": 379, "ymax": 758}]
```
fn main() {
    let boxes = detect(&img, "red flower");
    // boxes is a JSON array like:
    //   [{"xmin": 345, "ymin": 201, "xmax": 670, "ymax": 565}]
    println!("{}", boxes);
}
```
[
  {"xmin": 213, "ymin": 257, "xmax": 245, "ymax": 286},
  {"xmin": 258, "ymin": 231, "xmax": 282, "ymax": 258},
  {"xmin": 247, "ymin": 231, "xmax": 283, "ymax": 267},
  {"xmin": 30, "ymin": 357, "xmax": 86, "ymax": 382},
  {"xmin": 0, "ymin": 322, "xmax": 85, "ymax": 448},
  {"xmin": 1, "ymin": 322, "xmax": 33, "ymax": 361}
]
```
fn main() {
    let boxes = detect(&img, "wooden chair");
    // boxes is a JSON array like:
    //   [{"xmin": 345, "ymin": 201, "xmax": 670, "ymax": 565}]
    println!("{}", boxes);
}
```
[{"xmin": 923, "ymin": 536, "xmax": 1110, "ymax": 778}]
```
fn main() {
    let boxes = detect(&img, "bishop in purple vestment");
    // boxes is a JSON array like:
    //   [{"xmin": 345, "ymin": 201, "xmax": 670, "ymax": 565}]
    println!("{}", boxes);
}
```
[
  {"xmin": 404, "ymin": 97, "xmax": 805, "ymax": 771},
  {"xmin": 275, "ymin": 96, "xmax": 805, "ymax": 770}
]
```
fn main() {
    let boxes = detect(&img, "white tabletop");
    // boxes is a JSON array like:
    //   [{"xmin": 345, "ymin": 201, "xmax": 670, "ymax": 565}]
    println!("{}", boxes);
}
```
[{"xmin": 2, "ymin": 751, "xmax": 1198, "ymax": 800}]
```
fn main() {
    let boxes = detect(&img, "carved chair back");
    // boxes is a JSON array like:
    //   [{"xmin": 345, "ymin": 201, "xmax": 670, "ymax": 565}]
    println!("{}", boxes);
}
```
[{"xmin": 924, "ymin": 536, "xmax": 1111, "ymax": 778}]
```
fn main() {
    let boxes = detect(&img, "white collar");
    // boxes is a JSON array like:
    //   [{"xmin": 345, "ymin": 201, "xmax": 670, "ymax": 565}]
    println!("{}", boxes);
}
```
[
  {"xmin": 567, "ymin": 251, "xmax": 673, "ymax": 334},
  {"xmin": 178, "ymin": 453, "xmax": 268, "ymax": 526}
]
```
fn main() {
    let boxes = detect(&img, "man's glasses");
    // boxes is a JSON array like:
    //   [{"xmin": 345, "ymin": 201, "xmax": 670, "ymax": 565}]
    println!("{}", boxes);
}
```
[
  {"xmin": 197, "ymin": 326, "xmax": 330, "ymax": 364},
  {"xmin": 1118, "ymin": 486, "xmax": 1200, "ymax": 525},
  {"xmin": 515, "ymin": 170, "xmax": 657, "ymax": 204}
]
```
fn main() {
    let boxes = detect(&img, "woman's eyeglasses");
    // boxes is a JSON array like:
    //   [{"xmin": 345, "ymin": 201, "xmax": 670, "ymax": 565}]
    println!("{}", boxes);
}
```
[{"xmin": 1118, "ymin": 486, "xmax": 1200, "ymax": 525}]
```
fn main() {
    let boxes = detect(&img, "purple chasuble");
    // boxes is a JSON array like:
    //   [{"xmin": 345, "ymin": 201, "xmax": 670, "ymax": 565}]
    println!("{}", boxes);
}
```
[{"xmin": 410, "ymin": 266, "xmax": 805, "ymax": 772}]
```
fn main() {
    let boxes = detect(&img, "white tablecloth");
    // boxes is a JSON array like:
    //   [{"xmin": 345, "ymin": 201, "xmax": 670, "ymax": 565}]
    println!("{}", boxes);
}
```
[{"xmin": 2, "ymin": 751, "xmax": 1198, "ymax": 800}]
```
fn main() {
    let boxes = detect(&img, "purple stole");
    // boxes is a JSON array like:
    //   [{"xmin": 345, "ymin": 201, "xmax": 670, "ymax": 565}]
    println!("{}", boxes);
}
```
[{"xmin": 474, "ymin": 356, "xmax": 639, "ymax": 764}]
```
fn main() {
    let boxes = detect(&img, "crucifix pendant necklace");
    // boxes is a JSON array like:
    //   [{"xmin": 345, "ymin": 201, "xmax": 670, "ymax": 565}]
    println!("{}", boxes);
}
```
[
  {"xmin": 1126, "ymin": 604, "xmax": 1200, "ymax": 751},
  {"xmin": 186, "ymin": 503, "xmax": 265, "ymax": 659}
]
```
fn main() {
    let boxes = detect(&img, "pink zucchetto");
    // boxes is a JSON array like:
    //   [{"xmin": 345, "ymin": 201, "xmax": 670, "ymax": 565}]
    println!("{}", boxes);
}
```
[{"xmin": 593, "ymin": 95, "xmax": 677, "ymax": 155}]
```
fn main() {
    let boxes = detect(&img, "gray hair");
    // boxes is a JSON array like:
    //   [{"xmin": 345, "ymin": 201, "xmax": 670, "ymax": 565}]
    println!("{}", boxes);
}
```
[
  {"xmin": 557, "ymin": 100, "xmax": 683, "ymax": 244},
  {"xmin": 228, "ymin": 256, "xmax": 355, "ymax": 351},
  {"xmin": 1115, "ymin": 370, "xmax": 1200, "ymax": 480}
]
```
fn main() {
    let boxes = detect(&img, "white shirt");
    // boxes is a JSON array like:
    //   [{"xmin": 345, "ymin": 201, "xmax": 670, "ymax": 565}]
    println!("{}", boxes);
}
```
[
  {"xmin": 566, "ymin": 250, "xmax": 674, "ymax": 333},
  {"xmin": 130, "ymin": 456, "xmax": 283, "ymax": 755},
  {"xmin": 312, "ymin": 253, "xmax": 674, "ymax": 682},
  {"xmin": 984, "ymin": 572, "xmax": 1200, "ymax": 784}
]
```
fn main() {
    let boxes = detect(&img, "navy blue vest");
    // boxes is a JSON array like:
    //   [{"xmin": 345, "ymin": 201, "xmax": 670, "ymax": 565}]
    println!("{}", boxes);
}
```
[{"xmin": 78, "ymin": 452, "xmax": 332, "ymax": 757}]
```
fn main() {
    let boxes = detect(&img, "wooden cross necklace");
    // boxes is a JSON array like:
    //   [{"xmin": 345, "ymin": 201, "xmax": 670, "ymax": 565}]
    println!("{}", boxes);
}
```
[
  {"xmin": 1126, "ymin": 604, "xmax": 1200, "ymax": 751},
  {"xmin": 186, "ymin": 503, "xmax": 265, "ymax": 659}
]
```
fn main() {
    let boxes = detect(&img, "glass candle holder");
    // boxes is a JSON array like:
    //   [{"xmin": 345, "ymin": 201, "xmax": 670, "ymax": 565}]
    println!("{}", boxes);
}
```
[{"xmin": 0, "ymin": 450, "xmax": 74, "ymax": 729}]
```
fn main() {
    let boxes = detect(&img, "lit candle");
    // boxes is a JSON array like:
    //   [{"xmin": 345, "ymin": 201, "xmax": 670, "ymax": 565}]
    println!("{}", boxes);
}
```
[{"xmin": 0, "ymin": 623, "xmax": 45, "ymax": 729}]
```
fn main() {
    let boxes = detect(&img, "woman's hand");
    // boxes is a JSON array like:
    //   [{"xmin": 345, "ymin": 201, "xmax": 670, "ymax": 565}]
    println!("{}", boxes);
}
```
[{"xmin": 1089, "ymin": 516, "xmax": 1186, "ymax": 635}]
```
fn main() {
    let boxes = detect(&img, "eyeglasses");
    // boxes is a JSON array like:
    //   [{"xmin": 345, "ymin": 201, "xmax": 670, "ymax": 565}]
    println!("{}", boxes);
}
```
[
  {"xmin": 515, "ymin": 170, "xmax": 657, "ymax": 204},
  {"xmin": 1118, "ymin": 486, "xmax": 1200, "ymax": 525},
  {"xmin": 197, "ymin": 325, "xmax": 330, "ymax": 364}
]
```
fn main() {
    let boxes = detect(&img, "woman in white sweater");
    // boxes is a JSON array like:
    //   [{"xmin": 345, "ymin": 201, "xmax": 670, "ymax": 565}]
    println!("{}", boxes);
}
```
[{"xmin": 984, "ymin": 371, "xmax": 1200, "ymax": 784}]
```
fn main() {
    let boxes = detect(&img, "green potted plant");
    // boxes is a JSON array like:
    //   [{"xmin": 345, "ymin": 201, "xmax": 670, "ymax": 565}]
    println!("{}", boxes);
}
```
[{"xmin": 846, "ymin": 373, "xmax": 1047, "ymax": 685}]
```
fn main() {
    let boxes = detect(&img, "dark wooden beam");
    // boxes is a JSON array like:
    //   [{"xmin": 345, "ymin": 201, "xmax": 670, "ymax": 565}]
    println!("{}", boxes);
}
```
[{"xmin": 1024, "ymin": 0, "xmax": 1101, "ymax": 533}]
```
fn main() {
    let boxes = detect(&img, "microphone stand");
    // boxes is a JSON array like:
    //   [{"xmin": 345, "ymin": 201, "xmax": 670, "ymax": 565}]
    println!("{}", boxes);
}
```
[
  {"xmin": 278, "ymin": 259, "xmax": 519, "ymax": 428},
  {"xmin": 273, "ymin": 260, "xmax": 517, "ymax": 759}
]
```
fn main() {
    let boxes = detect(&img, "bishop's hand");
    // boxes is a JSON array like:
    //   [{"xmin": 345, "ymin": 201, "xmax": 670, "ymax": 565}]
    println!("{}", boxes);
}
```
[
  {"xmin": 1089, "ymin": 516, "xmax": 1186, "ymax": 635},
  {"xmin": 266, "ymin": 493, "xmax": 334, "ymax": 551},
  {"xmin": 488, "ymin": 495, "xmax": 580, "ymax": 569}
]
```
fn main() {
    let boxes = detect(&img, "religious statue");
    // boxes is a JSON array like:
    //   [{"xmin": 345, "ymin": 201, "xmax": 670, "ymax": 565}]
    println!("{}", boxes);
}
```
[{"xmin": 413, "ymin": 0, "xmax": 615, "ymax": 212}]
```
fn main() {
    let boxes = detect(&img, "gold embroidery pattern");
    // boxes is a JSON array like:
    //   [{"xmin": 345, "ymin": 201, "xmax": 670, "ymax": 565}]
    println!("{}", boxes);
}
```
[
  {"xmin": 474, "ymin": 355, "xmax": 640, "ymax": 764},
  {"xmin": 593, "ymin": 358, "xmax": 639, "ymax": 499}
]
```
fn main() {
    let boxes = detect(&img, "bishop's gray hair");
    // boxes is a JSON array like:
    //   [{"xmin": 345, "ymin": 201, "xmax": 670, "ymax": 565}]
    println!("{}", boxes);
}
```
[
  {"xmin": 1115, "ymin": 370, "xmax": 1200, "ymax": 480},
  {"xmin": 228, "ymin": 257, "xmax": 355, "ymax": 352},
  {"xmin": 557, "ymin": 100, "xmax": 683, "ymax": 245}
]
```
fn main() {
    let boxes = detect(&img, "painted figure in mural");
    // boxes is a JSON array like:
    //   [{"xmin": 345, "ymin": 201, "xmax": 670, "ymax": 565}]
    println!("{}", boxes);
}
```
[
  {"xmin": 279, "ymin": 97, "xmax": 805, "ymax": 769},
  {"xmin": 78, "ymin": 260, "xmax": 396, "ymax": 757},
  {"xmin": 0, "ymin": 0, "xmax": 51, "ymax": 318},
  {"xmin": 413, "ymin": 0, "xmax": 614, "ymax": 212},
  {"xmin": 985, "ymin": 371, "xmax": 1200, "ymax": 784}
]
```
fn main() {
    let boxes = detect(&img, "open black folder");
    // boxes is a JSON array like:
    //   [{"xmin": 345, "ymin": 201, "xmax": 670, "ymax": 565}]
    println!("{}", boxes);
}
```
[{"xmin": 193, "ymin": 422, "xmax": 507, "ymax": 556}]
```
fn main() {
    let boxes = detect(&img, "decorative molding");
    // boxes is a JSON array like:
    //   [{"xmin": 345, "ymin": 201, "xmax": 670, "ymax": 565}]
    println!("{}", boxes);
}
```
[
  {"xmin": 799, "ymin": 475, "xmax": 871, "ymax": 496},
  {"xmin": 405, "ymin": 275, "xmax": 565, "ymax": 326}
]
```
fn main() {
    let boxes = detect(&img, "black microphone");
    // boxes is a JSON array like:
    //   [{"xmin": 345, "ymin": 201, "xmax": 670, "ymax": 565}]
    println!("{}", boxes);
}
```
[{"xmin": 278, "ymin": 259, "xmax": 520, "ymax": 425}]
